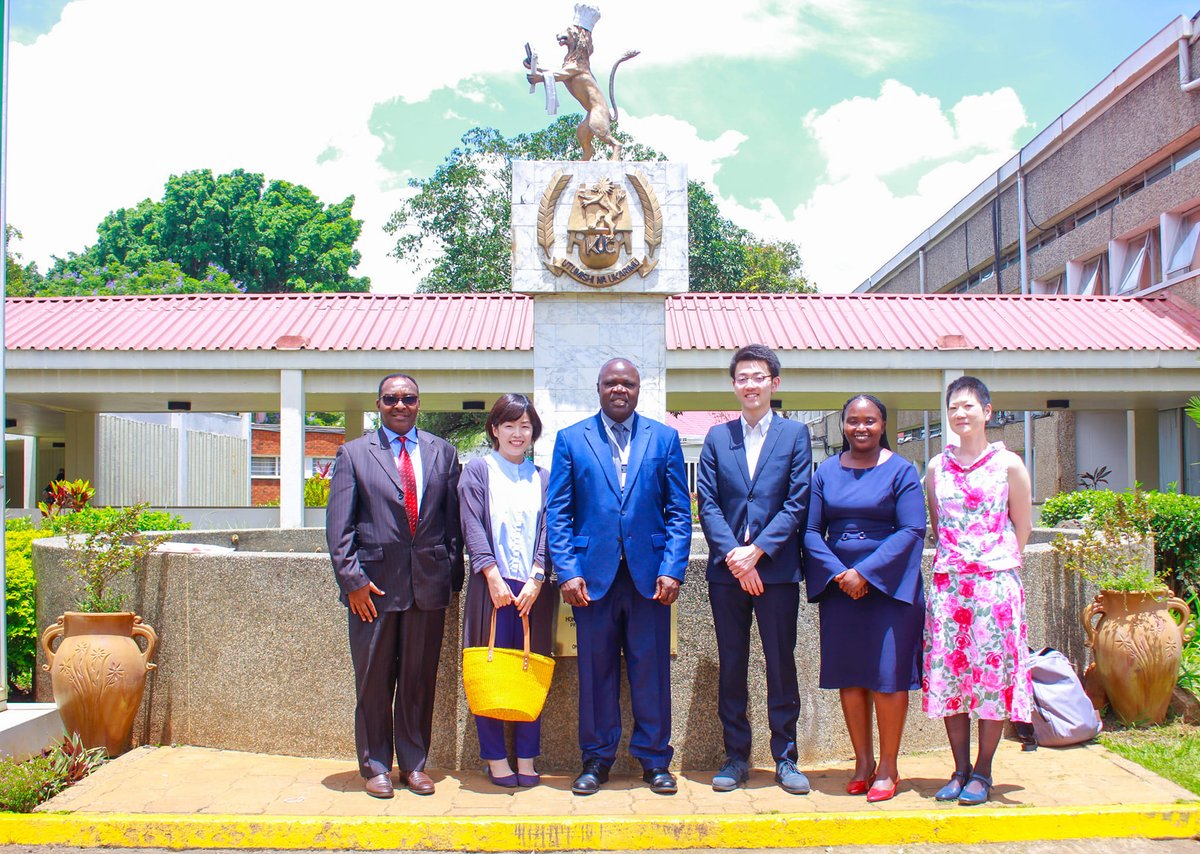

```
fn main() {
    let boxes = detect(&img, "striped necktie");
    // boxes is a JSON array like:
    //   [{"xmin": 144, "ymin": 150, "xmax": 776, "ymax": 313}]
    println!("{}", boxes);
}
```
[{"xmin": 396, "ymin": 436, "xmax": 418, "ymax": 536}]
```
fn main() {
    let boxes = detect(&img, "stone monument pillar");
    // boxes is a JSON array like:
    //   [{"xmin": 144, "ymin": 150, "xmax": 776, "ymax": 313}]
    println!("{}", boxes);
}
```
[{"xmin": 511, "ymin": 161, "xmax": 688, "ymax": 465}]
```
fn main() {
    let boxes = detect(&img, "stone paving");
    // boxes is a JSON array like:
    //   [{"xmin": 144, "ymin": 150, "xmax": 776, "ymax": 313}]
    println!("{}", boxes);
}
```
[{"xmin": 38, "ymin": 739, "xmax": 1196, "ymax": 818}]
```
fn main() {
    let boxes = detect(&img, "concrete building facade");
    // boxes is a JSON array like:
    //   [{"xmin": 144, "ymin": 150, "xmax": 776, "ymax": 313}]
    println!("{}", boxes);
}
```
[{"xmin": 858, "ymin": 13, "xmax": 1200, "ymax": 496}]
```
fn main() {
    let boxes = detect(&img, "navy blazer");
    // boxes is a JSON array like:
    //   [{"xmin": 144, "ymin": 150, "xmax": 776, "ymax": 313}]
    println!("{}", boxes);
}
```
[
  {"xmin": 326, "ymin": 428, "xmax": 465, "ymax": 612},
  {"xmin": 696, "ymin": 415, "xmax": 812, "ymax": 584},
  {"xmin": 546, "ymin": 412, "xmax": 692, "ymax": 601}
]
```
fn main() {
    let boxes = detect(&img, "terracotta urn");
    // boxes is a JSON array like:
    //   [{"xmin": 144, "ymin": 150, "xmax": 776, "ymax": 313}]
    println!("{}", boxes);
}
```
[
  {"xmin": 1081, "ymin": 590, "xmax": 1194, "ymax": 725},
  {"xmin": 40, "ymin": 612, "xmax": 158, "ymax": 755}
]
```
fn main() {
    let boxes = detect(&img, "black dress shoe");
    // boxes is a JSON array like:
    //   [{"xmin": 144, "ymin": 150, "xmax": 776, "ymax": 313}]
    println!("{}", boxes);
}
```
[
  {"xmin": 571, "ymin": 759, "xmax": 610, "ymax": 796},
  {"xmin": 642, "ymin": 767, "xmax": 677, "ymax": 795}
]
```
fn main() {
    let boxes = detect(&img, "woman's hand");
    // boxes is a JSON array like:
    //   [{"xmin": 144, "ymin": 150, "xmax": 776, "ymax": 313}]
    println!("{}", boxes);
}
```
[
  {"xmin": 514, "ymin": 575, "xmax": 543, "ymax": 617},
  {"xmin": 834, "ymin": 568, "xmax": 869, "ymax": 600},
  {"xmin": 483, "ymin": 565, "xmax": 515, "ymax": 609}
]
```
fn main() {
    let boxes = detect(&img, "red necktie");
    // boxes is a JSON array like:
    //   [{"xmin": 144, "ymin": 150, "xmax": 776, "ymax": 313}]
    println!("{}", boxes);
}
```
[{"xmin": 397, "ymin": 436, "xmax": 418, "ymax": 536}]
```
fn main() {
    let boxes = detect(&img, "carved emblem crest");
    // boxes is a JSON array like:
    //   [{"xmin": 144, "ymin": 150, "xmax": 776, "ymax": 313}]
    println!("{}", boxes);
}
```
[{"xmin": 538, "ymin": 169, "xmax": 662, "ymax": 287}]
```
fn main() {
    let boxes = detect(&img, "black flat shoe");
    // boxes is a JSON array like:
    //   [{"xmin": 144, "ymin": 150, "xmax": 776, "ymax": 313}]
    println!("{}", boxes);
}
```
[
  {"xmin": 572, "ymin": 759, "xmax": 609, "ymax": 796},
  {"xmin": 642, "ymin": 767, "xmax": 677, "ymax": 795}
]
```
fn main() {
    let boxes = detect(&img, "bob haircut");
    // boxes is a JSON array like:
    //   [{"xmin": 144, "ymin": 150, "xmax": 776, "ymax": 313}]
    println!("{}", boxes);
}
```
[
  {"xmin": 945, "ymin": 375, "xmax": 991, "ymax": 408},
  {"xmin": 486, "ymin": 393, "xmax": 543, "ymax": 450},
  {"xmin": 840, "ymin": 393, "xmax": 891, "ymax": 453}
]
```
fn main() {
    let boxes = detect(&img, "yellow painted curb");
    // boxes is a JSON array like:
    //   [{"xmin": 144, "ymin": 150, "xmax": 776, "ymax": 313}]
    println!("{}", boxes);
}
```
[{"xmin": 3, "ymin": 804, "xmax": 1198, "ymax": 850}]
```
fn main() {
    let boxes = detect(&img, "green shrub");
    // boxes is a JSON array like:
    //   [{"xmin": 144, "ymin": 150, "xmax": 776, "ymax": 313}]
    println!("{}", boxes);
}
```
[
  {"xmin": 5, "ymin": 528, "xmax": 50, "ymax": 694},
  {"xmin": 1042, "ymin": 489, "xmax": 1200, "ymax": 599},
  {"xmin": 0, "ymin": 754, "xmax": 59, "ymax": 812},
  {"xmin": 44, "ymin": 506, "xmax": 189, "ymax": 535}
]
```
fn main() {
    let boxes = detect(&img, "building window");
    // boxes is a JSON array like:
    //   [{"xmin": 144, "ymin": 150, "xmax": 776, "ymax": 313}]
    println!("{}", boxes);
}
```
[
  {"xmin": 1067, "ymin": 254, "xmax": 1106, "ymax": 295},
  {"xmin": 1166, "ymin": 208, "xmax": 1200, "ymax": 278},
  {"xmin": 251, "ymin": 456, "xmax": 279, "ymax": 477},
  {"xmin": 1114, "ymin": 228, "xmax": 1162, "ymax": 294},
  {"xmin": 307, "ymin": 456, "xmax": 337, "ymax": 478},
  {"xmin": 1032, "ymin": 273, "xmax": 1063, "ymax": 295}
]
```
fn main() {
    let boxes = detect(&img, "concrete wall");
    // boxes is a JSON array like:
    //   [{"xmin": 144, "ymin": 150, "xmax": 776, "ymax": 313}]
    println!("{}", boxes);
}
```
[{"xmin": 34, "ymin": 529, "xmax": 1098, "ymax": 773}]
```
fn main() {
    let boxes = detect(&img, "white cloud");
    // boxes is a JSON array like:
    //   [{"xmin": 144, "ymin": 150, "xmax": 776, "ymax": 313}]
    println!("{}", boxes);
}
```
[
  {"xmin": 8, "ymin": 0, "xmax": 911, "ymax": 292},
  {"xmin": 617, "ymin": 114, "xmax": 747, "ymax": 186},
  {"xmin": 718, "ymin": 81, "xmax": 1030, "ymax": 292}
]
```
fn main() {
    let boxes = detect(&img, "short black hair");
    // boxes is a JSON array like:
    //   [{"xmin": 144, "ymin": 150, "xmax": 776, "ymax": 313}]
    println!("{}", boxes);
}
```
[
  {"xmin": 378, "ymin": 373, "xmax": 419, "ymax": 398},
  {"xmin": 729, "ymin": 344, "xmax": 781, "ymax": 379},
  {"xmin": 840, "ymin": 394, "xmax": 891, "ymax": 453},
  {"xmin": 485, "ymin": 393, "xmax": 543, "ymax": 450},
  {"xmin": 945, "ymin": 375, "xmax": 991, "ymax": 408}
]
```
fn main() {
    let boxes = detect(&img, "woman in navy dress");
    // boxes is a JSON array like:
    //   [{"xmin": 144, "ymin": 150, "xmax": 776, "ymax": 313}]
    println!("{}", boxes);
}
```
[{"xmin": 804, "ymin": 394, "xmax": 926, "ymax": 803}]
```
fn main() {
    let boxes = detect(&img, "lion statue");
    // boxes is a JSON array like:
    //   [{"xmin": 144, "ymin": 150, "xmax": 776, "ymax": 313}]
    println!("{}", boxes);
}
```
[{"xmin": 526, "ymin": 4, "xmax": 638, "ymax": 161}]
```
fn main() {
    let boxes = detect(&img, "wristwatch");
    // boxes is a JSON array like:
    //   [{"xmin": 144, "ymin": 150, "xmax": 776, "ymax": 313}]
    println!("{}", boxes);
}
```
[{"xmin": 532, "ymin": 569, "xmax": 545, "ymax": 583}]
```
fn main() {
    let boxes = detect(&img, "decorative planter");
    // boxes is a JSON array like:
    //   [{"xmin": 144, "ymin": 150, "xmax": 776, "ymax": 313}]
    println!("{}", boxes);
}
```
[
  {"xmin": 40, "ymin": 612, "xmax": 158, "ymax": 755},
  {"xmin": 1081, "ymin": 590, "xmax": 1194, "ymax": 725}
]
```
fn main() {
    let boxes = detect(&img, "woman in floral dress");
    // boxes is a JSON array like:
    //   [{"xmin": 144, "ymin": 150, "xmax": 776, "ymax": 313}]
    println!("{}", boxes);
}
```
[{"xmin": 923, "ymin": 376, "xmax": 1033, "ymax": 806}]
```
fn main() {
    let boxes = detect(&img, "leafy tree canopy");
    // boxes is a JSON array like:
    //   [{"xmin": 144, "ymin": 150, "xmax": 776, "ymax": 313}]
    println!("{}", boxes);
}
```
[
  {"xmin": 37, "ymin": 168, "xmax": 369, "ymax": 296},
  {"xmin": 4, "ymin": 226, "xmax": 45, "ymax": 296},
  {"xmin": 386, "ymin": 116, "xmax": 815, "ymax": 294}
]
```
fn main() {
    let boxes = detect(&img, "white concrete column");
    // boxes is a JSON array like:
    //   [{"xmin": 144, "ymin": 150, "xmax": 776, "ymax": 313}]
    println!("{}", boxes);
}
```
[
  {"xmin": 63, "ymin": 412, "xmax": 98, "ymax": 496},
  {"xmin": 22, "ymin": 436, "xmax": 37, "ymax": 509},
  {"xmin": 279, "ymin": 370, "xmax": 306, "ymax": 528},
  {"xmin": 940, "ymin": 370, "xmax": 964, "ymax": 448},
  {"xmin": 172, "ymin": 413, "xmax": 189, "ymax": 506},
  {"xmin": 344, "ymin": 407, "xmax": 366, "ymax": 441},
  {"xmin": 1127, "ymin": 408, "xmax": 1160, "ymax": 491}
]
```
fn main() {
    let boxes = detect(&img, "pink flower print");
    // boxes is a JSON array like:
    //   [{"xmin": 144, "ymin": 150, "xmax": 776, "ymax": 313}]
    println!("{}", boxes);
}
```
[
  {"xmin": 994, "ymin": 602, "xmax": 1013, "ymax": 629},
  {"xmin": 1003, "ymin": 632, "xmax": 1018, "ymax": 656},
  {"xmin": 939, "ymin": 527, "xmax": 959, "ymax": 546},
  {"xmin": 947, "ymin": 649, "xmax": 969, "ymax": 675},
  {"xmin": 982, "ymin": 668, "xmax": 1002, "ymax": 691},
  {"xmin": 963, "ymin": 487, "xmax": 985, "ymax": 510},
  {"xmin": 964, "ymin": 562, "xmax": 988, "ymax": 575},
  {"xmin": 954, "ymin": 633, "xmax": 971, "ymax": 650},
  {"xmin": 952, "ymin": 607, "xmax": 973, "ymax": 630},
  {"xmin": 1002, "ymin": 685, "xmax": 1014, "ymax": 711},
  {"xmin": 921, "ymin": 677, "xmax": 930, "ymax": 692},
  {"xmin": 985, "ymin": 651, "xmax": 1003, "ymax": 669},
  {"xmin": 959, "ymin": 578, "xmax": 976, "ymax": 599},
  {"xmin": 934, "ymin": 573, "xmax": 951, "ymax": 593},
  {"xmin": 947, "ymin": 696, "xmax": 962, "ymax": 712},
  {"xmin": 966, "ymin": 522, "xmax": 987, "ymax": 539}
]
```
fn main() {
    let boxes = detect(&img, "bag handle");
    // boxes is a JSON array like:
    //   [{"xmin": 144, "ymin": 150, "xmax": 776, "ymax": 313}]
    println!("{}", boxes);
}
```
[{"xmin": 486, "ymin": 607, "xmax": 534, "ymax": 671}]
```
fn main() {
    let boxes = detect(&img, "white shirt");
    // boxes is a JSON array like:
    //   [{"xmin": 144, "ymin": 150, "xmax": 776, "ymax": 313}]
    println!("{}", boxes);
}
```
[
  {"xmin": 741, "ymin": 409, "xmax": 774, "ymax": 481},
  {"xmin": 600, "ymin": 412, "xmax": 635, "ymax": 490},
  {"xmin": 381, "ymin": 425, "xmax": 424, "ymax": 513},
  {"xmin": 485, "ymin": 452, "xmax": 541, "ymax": 582}
]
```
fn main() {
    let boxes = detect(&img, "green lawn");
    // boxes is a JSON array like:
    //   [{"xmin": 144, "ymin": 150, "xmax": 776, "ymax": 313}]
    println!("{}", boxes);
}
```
[{"xmin": 1100, "ymin": 720, "xmax": 1200, "ymax": 796}]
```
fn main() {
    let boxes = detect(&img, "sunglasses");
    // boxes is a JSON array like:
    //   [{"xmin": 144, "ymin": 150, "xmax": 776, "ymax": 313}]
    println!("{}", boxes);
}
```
[{"xmin": 379, "ymin": 394, "xmax": 419, "ymax": 407}]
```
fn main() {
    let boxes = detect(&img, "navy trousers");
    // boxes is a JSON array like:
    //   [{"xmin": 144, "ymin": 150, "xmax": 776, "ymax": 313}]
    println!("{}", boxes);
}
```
[
  {"xmin": 708, "ymin": 580, "xmax": 801, "ymax": 763},
  {"xmin": 573, "ymin": 562, "xmax": 673, "ymax": 770},
  {"xmin": 475, "ymin": 577, "xmax": 542, "ymax": 760}
]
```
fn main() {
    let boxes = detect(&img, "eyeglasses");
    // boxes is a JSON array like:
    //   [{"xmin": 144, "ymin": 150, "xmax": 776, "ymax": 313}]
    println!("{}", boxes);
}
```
[
  {"xmin": 380, "ymin": 394, "xmax": 419, "ymax": 407},
  {"xmin": 733, "ymin": 374, "xmax": 771, "ymax": 386}
]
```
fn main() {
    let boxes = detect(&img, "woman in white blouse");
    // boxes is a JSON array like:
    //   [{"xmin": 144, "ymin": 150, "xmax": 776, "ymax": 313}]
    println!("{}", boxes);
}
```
[{"xmin": 458, "ymin": 393, "xmax": 553, "ymax": 787}]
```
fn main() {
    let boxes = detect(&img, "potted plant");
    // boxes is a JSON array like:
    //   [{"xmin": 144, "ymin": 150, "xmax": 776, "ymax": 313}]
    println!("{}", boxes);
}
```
[
  {"xmin": 39, "ymin": 504, "xmax": 167, "ymax": 756},
  {"xmin": 1053, "ymin": 490, "xmax": 1195, "ymax": 725}
]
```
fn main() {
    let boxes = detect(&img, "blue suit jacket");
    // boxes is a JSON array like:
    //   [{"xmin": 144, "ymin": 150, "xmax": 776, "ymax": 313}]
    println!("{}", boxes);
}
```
[
  {"xmin": 696, "ymin": 416, "xmax": 812, "ymax": 584},
  {"xmin": 546, "ymin": 412, "xmax": 692, "ymax": 600}
]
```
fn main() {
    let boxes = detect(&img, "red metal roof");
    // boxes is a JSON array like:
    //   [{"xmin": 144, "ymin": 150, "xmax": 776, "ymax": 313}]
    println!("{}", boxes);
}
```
[
  {"xmin": 666, "ymin": 293, "xmax": 1200, "ymax": 352},
  {"xmin": 665, "ymin": 410, "xmax": 736, "ymax": 438},
  {"xmin": 7, "ymin": 291, "xmax": 1200, "ymax": 353},
  {"xmin": 5, "ymin": 293, "xmax": 533, "ymax": 352}
]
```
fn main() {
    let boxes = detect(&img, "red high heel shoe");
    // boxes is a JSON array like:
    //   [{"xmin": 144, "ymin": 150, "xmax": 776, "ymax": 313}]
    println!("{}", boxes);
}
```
[
  {"xmin": 845, "ymin": 773, "xmax": 876, "ymax": 795},
  {"xmin": 866, "ymin": 776, "xmax": 901, "ymax": 803}
]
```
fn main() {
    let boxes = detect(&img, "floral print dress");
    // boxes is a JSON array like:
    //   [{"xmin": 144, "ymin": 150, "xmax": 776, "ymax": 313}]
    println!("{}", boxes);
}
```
[{"xmin": 921, "ymin": 442, "xmax": 1033, "ymax": 722}]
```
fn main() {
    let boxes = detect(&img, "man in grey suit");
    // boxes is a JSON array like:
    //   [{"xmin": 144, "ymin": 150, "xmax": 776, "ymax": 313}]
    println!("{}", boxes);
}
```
[{"xmin": 326, "ymin": 373, "xmax": 464, "ymax": 798}]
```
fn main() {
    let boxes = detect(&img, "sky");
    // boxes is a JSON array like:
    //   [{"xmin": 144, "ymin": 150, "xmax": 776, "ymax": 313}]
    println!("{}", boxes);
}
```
[{"xmin": 4, "ymin": 0, "xmax": 1196, "ymax": 293}]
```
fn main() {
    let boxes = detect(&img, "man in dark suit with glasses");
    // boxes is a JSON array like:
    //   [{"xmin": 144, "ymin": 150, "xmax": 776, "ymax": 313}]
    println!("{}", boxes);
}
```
[{"xmin": 326, "ymin": 373, "xmax": 464, "ymax": 798}]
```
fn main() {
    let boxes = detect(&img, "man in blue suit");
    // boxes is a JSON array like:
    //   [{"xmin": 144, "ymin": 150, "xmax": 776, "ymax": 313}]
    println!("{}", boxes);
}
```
[
  {"xmin": 696, "ymin": 343, "xmax": 812, "ymax": 794},
  {"xmin": 547, "ymin": 357, "xmax": 692, "ymax": 796}
]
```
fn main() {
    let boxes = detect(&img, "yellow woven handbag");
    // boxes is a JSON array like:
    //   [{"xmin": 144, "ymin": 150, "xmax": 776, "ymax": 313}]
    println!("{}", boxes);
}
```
[{"xmin": 462, "ymin": 609, "xmax": 556, "ymax": 722}]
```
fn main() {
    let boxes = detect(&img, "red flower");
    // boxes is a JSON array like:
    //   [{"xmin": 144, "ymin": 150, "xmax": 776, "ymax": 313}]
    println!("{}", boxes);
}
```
[
  {"xmin": 947, "ymin": 649, "xmax": 969, "ymax": 675},
  {"xmin": 985, "ymin": 651, "xmax": 1003, "ymax": 669},
  {"xmin": 947, "ymin": 697, "xmax": 962, "ymax": 712},
  {"xmin": 963, "ymin": 487, "xmax": 986, "ymax": 510},
  {"xmin": 959, "ymin": 578, "xmax": 976, "ymax": 598},
  {"xmin": 994, "ymin": 602, "xmax": 1013, "ymax": 627},
  {"xmin": 954, "ymin": 633, "xmax": 971, "ymax": 650},
  {"xmin": 952, "ymin": 607, "xmax": 973, "ymax": 629}
]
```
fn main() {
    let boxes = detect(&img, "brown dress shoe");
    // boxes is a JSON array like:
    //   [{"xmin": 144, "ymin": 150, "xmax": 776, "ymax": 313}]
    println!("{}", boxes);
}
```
[
  {"xmin": 404, "ymin": 769, "xmax": 435, "ymax": 795},
  {"xmin": 363, "ymin": 773, "xmax": 394, "ymax": 799}
]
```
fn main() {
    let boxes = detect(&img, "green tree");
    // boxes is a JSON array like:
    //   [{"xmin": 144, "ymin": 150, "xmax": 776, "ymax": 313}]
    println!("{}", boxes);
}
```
[
  {"xmin": 4, "ymin": 226, "xmax": 44, "ymax": 296},
  {"xmin": 387, "ymin": 116, "xmax": 813, "ymax": 293},
  {"xmin": 43, "ymin": 168, "xmax": 369, "ymax": 295}
]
